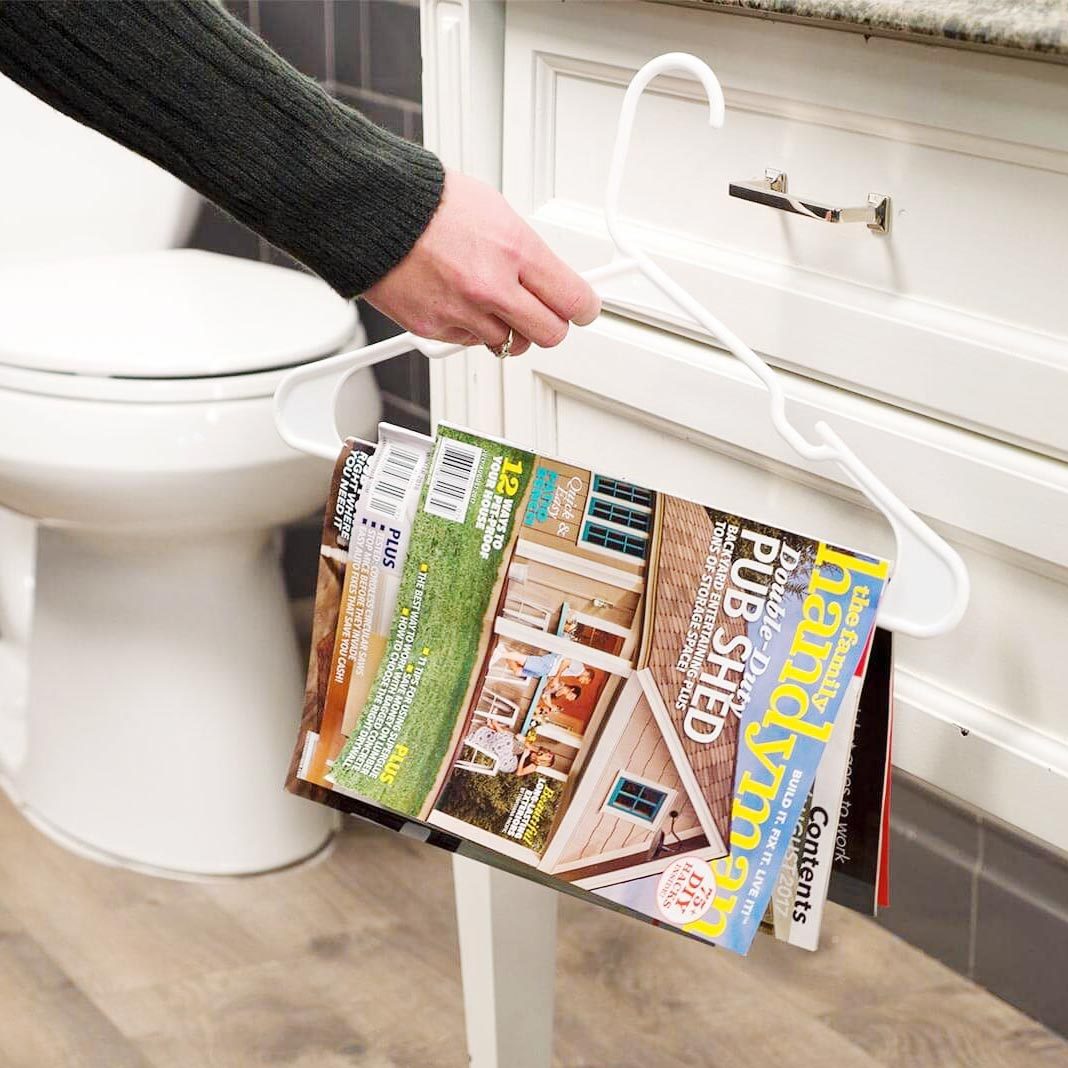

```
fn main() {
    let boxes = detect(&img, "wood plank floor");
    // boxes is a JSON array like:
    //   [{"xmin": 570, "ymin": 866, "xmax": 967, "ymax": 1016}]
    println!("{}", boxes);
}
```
[{"xmin": 1, "ymin": 793, "xmax": 1066, "ymax": 1068}]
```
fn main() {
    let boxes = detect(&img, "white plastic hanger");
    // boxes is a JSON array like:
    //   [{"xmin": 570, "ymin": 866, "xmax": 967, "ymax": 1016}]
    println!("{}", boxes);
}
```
[{"xmin": 275, "ymin": 52, "xmax": 969, "ymax": 639}]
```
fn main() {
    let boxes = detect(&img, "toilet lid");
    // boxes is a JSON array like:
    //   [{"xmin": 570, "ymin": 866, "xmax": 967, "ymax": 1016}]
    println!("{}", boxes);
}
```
[{"xmin": 0, "ymin": 249, "xmax": 358, "ymax": 378}]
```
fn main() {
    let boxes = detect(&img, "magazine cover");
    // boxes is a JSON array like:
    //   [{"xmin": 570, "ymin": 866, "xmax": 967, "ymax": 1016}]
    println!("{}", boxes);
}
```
[
  {"xmin": 306, "ymin": 424, "xmax": 890, "ymax": 953},
  {"xmin": 594, "ymin": 511, "xmax": 890, "ymax": 954}
]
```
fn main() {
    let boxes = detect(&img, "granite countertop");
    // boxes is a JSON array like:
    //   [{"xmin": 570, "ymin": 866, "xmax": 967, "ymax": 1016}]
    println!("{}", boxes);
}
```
[{"xmin": 656, "ymin": 1, "xmax": 1068, "ymax": 61}]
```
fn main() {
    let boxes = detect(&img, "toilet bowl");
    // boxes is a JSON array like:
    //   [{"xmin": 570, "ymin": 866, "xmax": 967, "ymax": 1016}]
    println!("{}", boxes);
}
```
[{"xmin": 0, "ymin": 249, "xmax": 381, "ymax": 875}]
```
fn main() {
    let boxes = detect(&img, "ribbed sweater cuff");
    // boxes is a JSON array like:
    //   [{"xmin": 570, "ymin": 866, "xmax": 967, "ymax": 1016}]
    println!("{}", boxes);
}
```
[{"xmin": 273, "ymin": 101, "xmax": 445, "ymax": 297}]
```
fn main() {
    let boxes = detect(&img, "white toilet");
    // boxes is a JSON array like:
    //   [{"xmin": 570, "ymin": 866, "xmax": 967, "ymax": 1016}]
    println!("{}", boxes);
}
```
[{"xmin": 0, "ymin": 76, "xmax": 381, "ymax": 875}]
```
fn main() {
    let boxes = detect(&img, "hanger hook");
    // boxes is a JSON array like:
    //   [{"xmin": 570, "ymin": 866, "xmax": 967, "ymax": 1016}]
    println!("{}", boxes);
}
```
[
  {"xmin": 602, "ymin": 55, "xmax": 839, "ymax": 463},
  {"xmin": 605, "ymin": 53, "xmax": 725, "ymax": 255},
  {"xmin": 597, "ymin": 53, "xmax": 968, "ymax": 637}
]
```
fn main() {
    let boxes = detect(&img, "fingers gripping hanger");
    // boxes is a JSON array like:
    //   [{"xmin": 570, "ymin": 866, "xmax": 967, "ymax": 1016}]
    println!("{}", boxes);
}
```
[{"xmin": 275, "ymin": 52, "xmax": 969, "ymax": 639}]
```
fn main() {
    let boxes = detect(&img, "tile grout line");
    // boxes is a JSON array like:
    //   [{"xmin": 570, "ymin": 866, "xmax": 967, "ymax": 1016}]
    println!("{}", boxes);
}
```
[
  {"xmin": 406, "ymin": 348, "xmax": 420, "ymax": 403},
  {"xmin": 968, "ymin": 818, "xmax": 984, "ymax": 979},
  {"xmin": 358, "ymin": 1, "xmax": 373, "ymax": 95},
  {"xmin": 251, "ymin": 0, "xmax": 269, "ymax": 271},
  {"xmin": 324, "ymin": 0, "xmax": 337, "ymax": 86}
]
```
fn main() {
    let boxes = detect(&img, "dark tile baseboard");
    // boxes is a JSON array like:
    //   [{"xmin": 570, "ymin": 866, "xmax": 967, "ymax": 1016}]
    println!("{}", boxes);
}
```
[{"xmin": 877, "ymin": 770, "xmax": 1068, "ymax": 1038}]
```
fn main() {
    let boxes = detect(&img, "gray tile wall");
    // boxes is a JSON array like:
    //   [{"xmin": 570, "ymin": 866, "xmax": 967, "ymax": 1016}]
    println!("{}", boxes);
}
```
[
  {"xmin": 185, "ymin": 0, "xmax": 429, "ymax": 607},
  {"xmin": 878, "ymin": 770, "xmax": 1068, "ymax": 1038},
  {"xmin": 187, "ymin": 0, "xmax": 429, "ymax": 433}
]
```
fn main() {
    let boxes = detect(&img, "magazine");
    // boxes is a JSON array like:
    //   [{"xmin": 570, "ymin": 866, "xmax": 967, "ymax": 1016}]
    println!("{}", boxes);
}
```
[
  {"xmin": 291, "ymin": 423, "xmax": 892, "ymax": 955},
  {"xmin": 287, "ymin": 435, "xmax": 376, "ymax": 808},
  {"xmin": 827, "ymin": 626, "xmax": 895, "ymax": 915},
  {"xmin": 295, "ymin": 425, "xmax": 432, "ymax": 796},
  {"xmin": 762, "ymin": 629, "xmax": 894, "ymax": 949},
  {"xmin": 288, "ymin": 432, "xmax": 465, "ymax": 852}
]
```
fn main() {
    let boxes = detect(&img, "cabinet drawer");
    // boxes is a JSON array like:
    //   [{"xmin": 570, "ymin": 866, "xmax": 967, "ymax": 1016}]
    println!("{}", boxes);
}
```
[{"xmin": 502, "ymin": 2, "xmax": 1068, "ymax": 458}]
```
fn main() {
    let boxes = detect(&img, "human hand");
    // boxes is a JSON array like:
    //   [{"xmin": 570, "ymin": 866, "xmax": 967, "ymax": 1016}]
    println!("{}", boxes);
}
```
[{"xmin": 364, "ymin": 169, "xmax": 601, "ymax": 356}]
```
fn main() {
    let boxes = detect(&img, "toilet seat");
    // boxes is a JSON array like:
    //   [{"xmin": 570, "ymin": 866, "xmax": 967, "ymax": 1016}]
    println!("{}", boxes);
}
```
[
  {"xmin": 0, "ymin": 358, "xmax": 316, "ymax": 403},
  {"xmin": 0, "ymin": 248, "xmax": 359, "ymax": 401}
]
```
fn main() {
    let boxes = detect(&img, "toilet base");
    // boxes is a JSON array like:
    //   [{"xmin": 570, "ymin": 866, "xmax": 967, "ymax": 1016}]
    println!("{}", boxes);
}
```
[{"xmin": 12, "ymin": 524, "xmax": 337, "ymax": 876}]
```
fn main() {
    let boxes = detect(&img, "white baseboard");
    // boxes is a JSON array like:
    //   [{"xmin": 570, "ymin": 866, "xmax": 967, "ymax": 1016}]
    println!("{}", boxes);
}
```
[{"xmin": 894, "ymin": 669, "xmax": 1068, "ymax": 856}]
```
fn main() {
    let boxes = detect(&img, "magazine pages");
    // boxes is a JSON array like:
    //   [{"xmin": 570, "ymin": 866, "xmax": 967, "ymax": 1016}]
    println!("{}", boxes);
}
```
[
  {"xmin": 288, "ymin": 435, "xmax": 377, "ymax": 805},
  {"xmin": 762, "ymin": 629, "xmax": 894, "ymax": 949},
  {"xmin": 290, "ymin": 423, "xmax": 892, "ymax": 956},
  {"xmin": 828, "ymin": 626, "xmax": 895, "ymax": 916}
]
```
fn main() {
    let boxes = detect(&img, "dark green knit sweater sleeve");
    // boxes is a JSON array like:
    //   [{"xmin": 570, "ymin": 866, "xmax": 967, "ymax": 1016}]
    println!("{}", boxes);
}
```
[{"xmin": 0, "ymin": 0, "xmax": 444, "ymax": 297}]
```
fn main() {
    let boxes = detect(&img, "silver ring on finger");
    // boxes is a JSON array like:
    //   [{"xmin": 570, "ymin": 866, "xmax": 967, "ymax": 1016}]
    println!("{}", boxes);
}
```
[{"xmin": 491, "ymin": 327, "xmax": 515, "ymax": 360}]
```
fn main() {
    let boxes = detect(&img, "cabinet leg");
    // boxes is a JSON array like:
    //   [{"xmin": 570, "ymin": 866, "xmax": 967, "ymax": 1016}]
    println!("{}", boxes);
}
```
[{"xmin": 452, "ymin": 854, "xmax": 557, "ymax": 1068}]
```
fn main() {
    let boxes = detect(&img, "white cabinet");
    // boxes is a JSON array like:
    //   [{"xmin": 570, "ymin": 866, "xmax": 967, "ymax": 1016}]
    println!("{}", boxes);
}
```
[
  {"xmin": 502, "ymin": 2, "xmax": 1068, "ymax": 459},
  {"xmin": 424, "ymin": 0, "xmax": 1068, "ymax": 854}
]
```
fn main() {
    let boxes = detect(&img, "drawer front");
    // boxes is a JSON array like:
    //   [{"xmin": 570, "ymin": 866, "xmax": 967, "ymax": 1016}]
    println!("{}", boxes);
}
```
[
  {"xmin": 500, "ymin": 314, "xmax": 1068, "ymax": 852},
  {"xmin": 501, "ymin": 2, "xmax": 1068, "ymax": 457}
]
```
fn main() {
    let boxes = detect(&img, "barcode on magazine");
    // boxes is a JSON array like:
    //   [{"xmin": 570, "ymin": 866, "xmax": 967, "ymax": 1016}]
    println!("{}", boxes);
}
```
[
  {"xmin": 368, "ymin": 443, "xmax": 422, "ymax": 519},
  {"xmin": 424, "ymin": 438, "xmax": 482, "ymax": 523}
]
